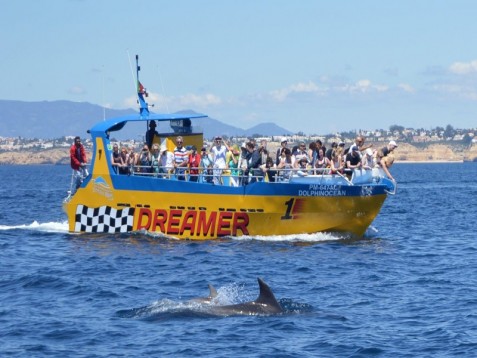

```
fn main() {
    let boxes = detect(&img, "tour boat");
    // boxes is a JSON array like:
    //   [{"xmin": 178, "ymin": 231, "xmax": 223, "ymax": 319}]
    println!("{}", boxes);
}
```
[{"xmin": 63, "ymin": 57, "xmax": 396, "ymax": 239}]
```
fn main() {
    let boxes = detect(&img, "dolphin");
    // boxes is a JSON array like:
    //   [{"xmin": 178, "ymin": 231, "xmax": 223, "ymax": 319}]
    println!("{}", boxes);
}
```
[
  {"xmin": 187, "ymin": 283, "xmax": 218, "ymax": 304},
  {"xmin": 201, "ymin": 278, "xmax": 283, "ymax": 316}
]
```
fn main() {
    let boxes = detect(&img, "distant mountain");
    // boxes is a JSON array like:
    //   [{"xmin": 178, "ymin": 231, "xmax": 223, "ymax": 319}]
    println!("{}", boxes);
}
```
[
  {"xmin": 174, "ymin": 112, "xmax": 293, "ymax": 139},
  {"xmin": 0, "ymin": 100, "xmax": 135, "ymax": 138},
  {"xmin": 0, "ymin": 100, "xmax": 292, "ymax": 139},
  {"xmin": 244, "ymin": 122, "xmax": 291, "ymax": 137}
]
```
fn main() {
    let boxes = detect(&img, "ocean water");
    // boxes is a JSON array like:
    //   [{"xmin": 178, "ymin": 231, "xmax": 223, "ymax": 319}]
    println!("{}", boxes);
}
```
[{"xmin": 0, "ymin": 163, "xmax": 476, "ymax": 357}]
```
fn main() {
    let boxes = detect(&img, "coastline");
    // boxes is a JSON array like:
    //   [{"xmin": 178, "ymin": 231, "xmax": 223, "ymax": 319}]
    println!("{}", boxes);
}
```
[{"xmin": 395, "ymin": 160, "xmax": 465, "ymax": 164}]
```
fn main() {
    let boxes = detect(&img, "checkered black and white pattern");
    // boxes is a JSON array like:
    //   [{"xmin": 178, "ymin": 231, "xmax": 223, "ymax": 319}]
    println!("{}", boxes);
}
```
[{"xmin": 75, "ymin": 205, "xmax": 135, "ymax": 233}]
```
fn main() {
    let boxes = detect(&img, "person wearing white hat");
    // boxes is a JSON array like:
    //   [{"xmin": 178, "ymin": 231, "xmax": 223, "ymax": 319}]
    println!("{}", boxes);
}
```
[
  {"xmin": 362, "ymin": 148, "xmax": 376, "ymax": 169},
  {"xmin": 159, "ymin": 143, "xmax": 174, "ymax": 178},
  {"xmin": 376, "ymin": 141, "xmax": 398, "ymax": 181},
  {"xmin": 388, "ymin": 140, "xmax": 398, "ymax": 148}
]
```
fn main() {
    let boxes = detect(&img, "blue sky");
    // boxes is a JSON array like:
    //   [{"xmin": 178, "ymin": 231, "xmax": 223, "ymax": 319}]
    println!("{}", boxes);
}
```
[{"xmin": 2, "ymin": 0, "xmax": 477, "ymax": 134}]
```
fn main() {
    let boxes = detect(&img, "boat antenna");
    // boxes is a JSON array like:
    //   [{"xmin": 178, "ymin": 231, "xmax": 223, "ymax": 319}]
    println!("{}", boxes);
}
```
[
  {"xmin": 127, "ymin": 50, "xmax": 136, "ymax": 96},
  {"xmin": 126, "ymin": 51, "xmax": 150, "ymax": 117}
]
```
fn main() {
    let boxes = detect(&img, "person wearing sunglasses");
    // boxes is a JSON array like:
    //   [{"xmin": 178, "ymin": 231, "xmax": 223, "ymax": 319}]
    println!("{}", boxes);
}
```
[{"xmin": 173, "ymin": 136, "xmax": 188, "ymax": 180}]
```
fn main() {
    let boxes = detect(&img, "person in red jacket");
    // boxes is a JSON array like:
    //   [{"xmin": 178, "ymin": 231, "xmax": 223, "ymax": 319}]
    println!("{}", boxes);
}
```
[
  {"xmin": 70, "ymin": 136, "xmax": 88, "ymax": 192},
  {"xmin": 188, "ymin": 146, "xmax": 201, "ymax": 182}
]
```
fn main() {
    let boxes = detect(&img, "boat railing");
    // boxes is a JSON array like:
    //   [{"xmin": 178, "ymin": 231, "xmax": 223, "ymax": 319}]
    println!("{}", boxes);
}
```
[{"xmin": 115, "ymin": 164, "xmax": 388, "ymax": 187}]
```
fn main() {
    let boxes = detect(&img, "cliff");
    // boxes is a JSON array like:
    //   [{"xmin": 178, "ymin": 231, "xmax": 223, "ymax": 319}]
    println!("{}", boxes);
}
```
[
  {"xmin": 391, "ymin": 142, "xmax": 477, "ymax": 162},
  {"xmin": 0, "ymin": 142, "xmax": 476, "ymax": 165},
  {"xmin": 0, "ymin": 148, "xmax": 91, "ymax": 165}
]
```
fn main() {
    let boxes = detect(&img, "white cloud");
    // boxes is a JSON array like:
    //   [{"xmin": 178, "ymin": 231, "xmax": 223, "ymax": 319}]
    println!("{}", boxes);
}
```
[
  {"xmin": 449, "ymin": 60, "xmax": 477, "ymax": 75},
  {"xmin": 177, "ymin": 93, "xmax": 222, "ymax": 107},
  {"xmin": 269, "ymin": 81, "xmax": 324, "ymax": 102},
  {"xmin": 123, "ymin": 95, "xmax": 139, "ymax": 108},
  {"xmin": 122, "ymin": 92, "xmax": 221, "ymax": 110},
  {"xmin": 68, "ymin": 86, "xmax": 86, "ymax": 95},
  {"xmin": 433, "ymin": 84, "xmax": 463, "ymax": 94},
  {"xmin": 338, "ymin": 79, "xmax": 388, "ymax": 93},
  {"xmin": 357, "ymin": 79, "xmax": 371, "ymax": 87},
  {"xmin": 120, "ymin": 78, "xmax": 403, "ymax": 113},
  {"xmin": 398, "ymin": 83, "xmax": 415, "ymax": 93},
  {"xmin": 432, "ymin": 83, "xmax": 477, "ymax": 101}
]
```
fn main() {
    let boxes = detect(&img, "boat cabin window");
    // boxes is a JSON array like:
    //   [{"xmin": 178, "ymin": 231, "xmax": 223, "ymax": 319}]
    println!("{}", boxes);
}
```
[{"xmin": 170, "ymin": 119, "xmax": 192, "ymax": 134}]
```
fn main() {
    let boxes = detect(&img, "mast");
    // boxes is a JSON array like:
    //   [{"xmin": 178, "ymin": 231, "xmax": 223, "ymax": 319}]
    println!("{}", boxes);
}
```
[{"xmin": 136, "ymin": 55, "xmax": 149, "ymax": 117}]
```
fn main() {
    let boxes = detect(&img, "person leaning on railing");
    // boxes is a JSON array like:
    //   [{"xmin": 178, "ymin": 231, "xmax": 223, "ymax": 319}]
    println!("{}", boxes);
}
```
[
  {"xmin": 277, "ymin": 147, "xmax": 293, "ymax": 181},
  {"xmin": 111, "ymin": 143, "xmax": 127, "ymax": 174},
  {"xmin": 275, "ymin": 137, "xmax": 289, "ymax": 166},
  {"xmin": 330, "ymin": 147, "xmax": 344, "ymax": 174},
  {"xmin": 127, "ymin": 146, "xmax": 137, "ymax": 174},
  {"xmin": 313, "ymin": 148, "xmax": 330, "ymax": 174},
  {"xmin": 136, "ymin": 144, "xmax": 152, "ymax": 175},
  {"xmin": 199, "ymin": 147, "xmax": 213, "ymax": 183},
  {"xmin": 362, "ymin": 148, "xmax": 376, "ymax": 169},
  {"xmin": 345, "ymin": 145, "xmax": 362, "ymax": 173},
  {"xmin": 226, "ymin": 145, "xmax": 241, "ymax": 186},
  {"xmin": 376, "ymin": 141, "xmax": 398, "ymax": 182},
  {"xmin": 173, "ymin": 136, "xmax": 188, "ymax": 181},
  {"xmin": 296, "ymin": 156, "xmax": 311, "ymax": 177},
  {"xmin": 260, "ymin": 156, "xmax": 278, "ymax": 182},
  {"xmin": 210, "ymin": 136, "xmax": 231, "ymax": 185},
  {"xmin": 159, "ymin": 144, "xmax": 174, "ymax": 178},
  {"xmin": 188, "ymin": 146, "xmax": 201, "ymax": 182},
  {"xmin": 245, "ymin": 141, "xmax": 262, "ymax": 184},
  {"xmin": 151, "ymin": 144, "xmax": 161, "ymax": 176}
]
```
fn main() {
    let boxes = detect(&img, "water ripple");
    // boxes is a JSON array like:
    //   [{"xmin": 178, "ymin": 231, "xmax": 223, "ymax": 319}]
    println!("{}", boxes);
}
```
[{"xmin": 1, "ymin": 163, "xmax": 477, "ymax": 356}]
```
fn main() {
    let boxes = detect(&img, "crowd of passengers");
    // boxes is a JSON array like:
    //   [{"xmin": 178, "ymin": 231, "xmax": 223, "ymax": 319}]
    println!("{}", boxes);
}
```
[{"xmin": 110, "ymin": 133, "xmax": 398, "ymax": 185}]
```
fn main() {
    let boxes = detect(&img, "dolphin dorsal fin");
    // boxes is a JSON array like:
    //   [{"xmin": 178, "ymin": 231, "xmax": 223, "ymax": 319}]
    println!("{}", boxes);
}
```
[
  {"xmin": 255, "ymin": 278, "xmax": 281, "ymax": 310},
  {"xmin": 208, "ymin": 284, "xmax": 218, "ymax": 299}
]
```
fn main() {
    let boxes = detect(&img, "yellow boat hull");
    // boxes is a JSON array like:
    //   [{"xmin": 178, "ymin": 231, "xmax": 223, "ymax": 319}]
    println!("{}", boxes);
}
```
[{"xmin": 64, "ymin": 176, "xmax": 387, "ymax": 239}]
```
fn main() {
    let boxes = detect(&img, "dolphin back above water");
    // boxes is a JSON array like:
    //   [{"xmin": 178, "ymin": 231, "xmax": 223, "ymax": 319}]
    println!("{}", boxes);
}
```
[
  {"xmin": 187, "ymin": 283, "xmax": 218, "ymax": 304},
  {"xmin": 199, "ymin": 278, "xmax": 283, "ymax": 316},
  {"xmin": 117, "ymin": 278, "xmax": 287, "ymax": 320}
]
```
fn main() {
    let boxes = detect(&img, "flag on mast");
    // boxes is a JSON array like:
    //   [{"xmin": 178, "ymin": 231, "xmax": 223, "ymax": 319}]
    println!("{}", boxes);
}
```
[
  {"xmin": 137, "ymin": 81, "xmax": 145, "ymax": 94},
  {"xmin": 137, "ymin": 81, "xmax": 148, "ymax": 97}
]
